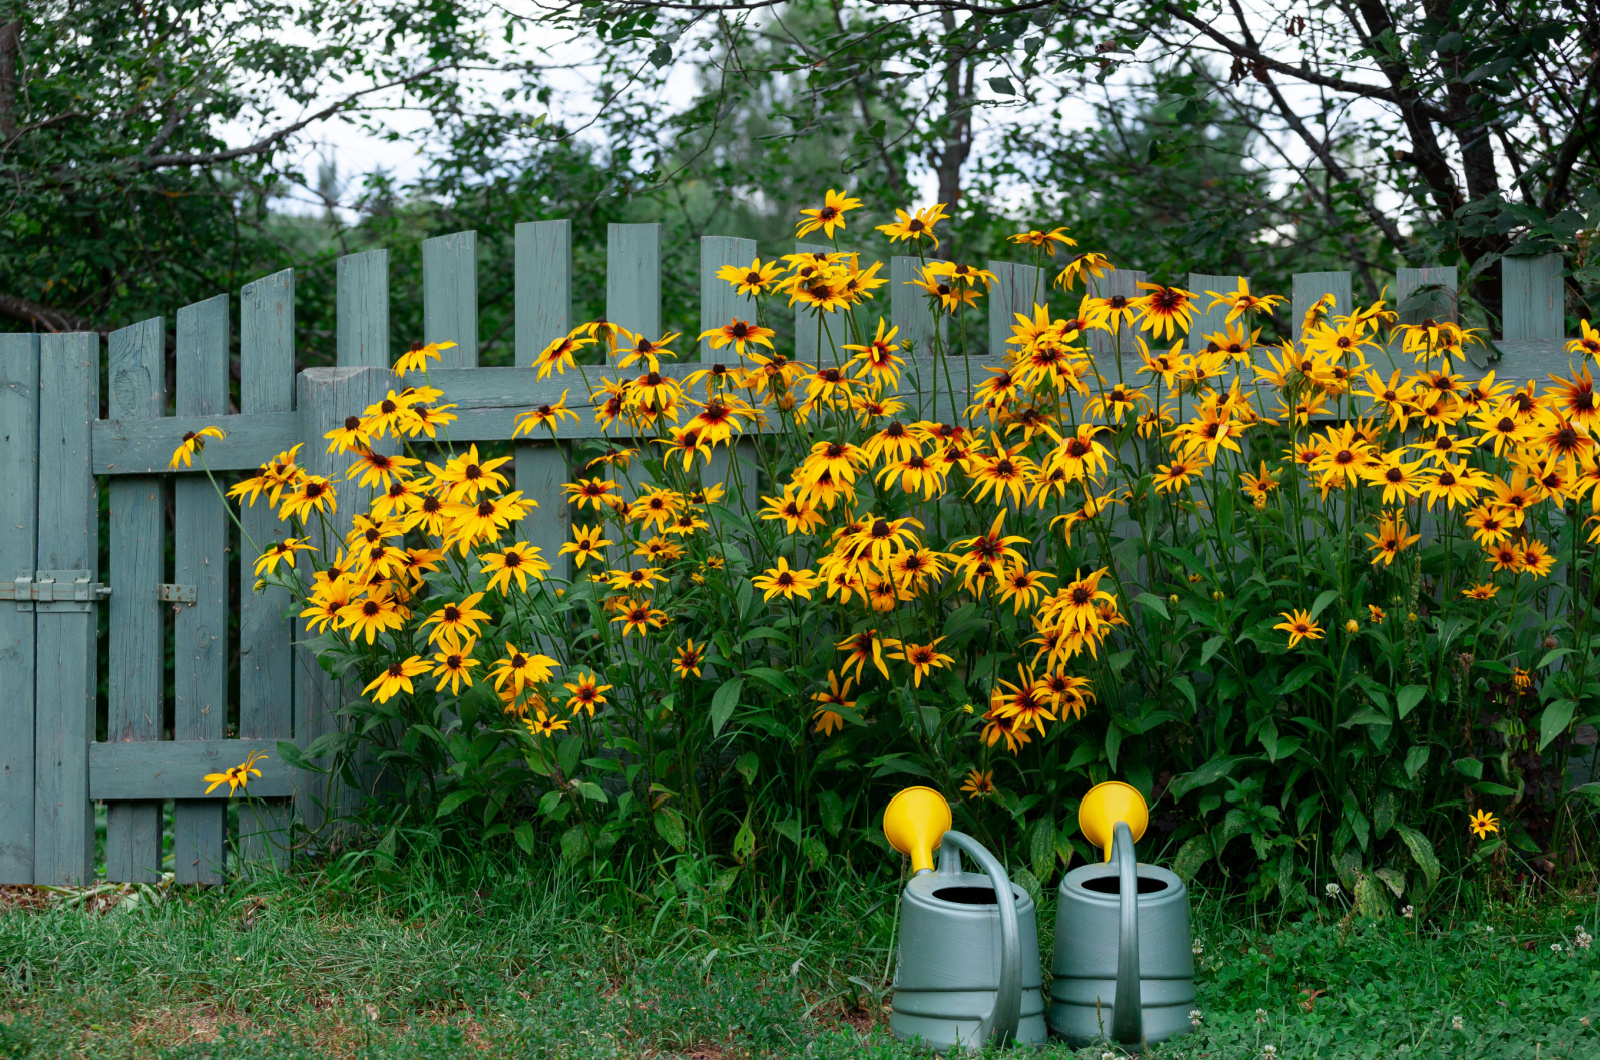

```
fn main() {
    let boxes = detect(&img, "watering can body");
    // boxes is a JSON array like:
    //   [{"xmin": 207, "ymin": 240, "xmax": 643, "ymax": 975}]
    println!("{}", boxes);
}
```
[
  {"xmin": 890, "ymin": 842, "xmax": 1048, "ymax": 1051},
  {"xmin": 1049, "ymin": 782, "xmax": 1195, "ymax": 1048}
]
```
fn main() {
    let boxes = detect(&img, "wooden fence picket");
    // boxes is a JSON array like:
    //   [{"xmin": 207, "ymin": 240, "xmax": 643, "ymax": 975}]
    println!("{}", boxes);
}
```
[
  {"xmin": 338, "ymin": 250, "xmax": 391, "ymax": 369},
  {"xmin": 606, "ymin": 223, "xmax": 662, "ymax": 344},
  {"xmin": 1291, "ymin": 271, "xmax": 1353, "ymax": 342},
  {"xmin": 513, "ymin": 220, "xmax": 573, "ymax": 585},
  {"xmin": 793, "ymin": 241, "xmax": 831, "ymax": 365},
  {"xmin": 0, "ymin": 334, "xmax": 39, "ymax": 884},
  {"xmin": 1084, "ymin": 268, "xmax": 1147, "ymax": 370},
  {"xmin": 172, "ymin": 295, "xmax": 231, "ymax": 884},
  {"xmin": 700, "ymin": 236, "xmax": 760, "ymax": 514},
  {"xmin": 1504, "ymin": 254, "xmax": 1565, "ymax": 342},
  {"xmin": 989, "ymin": 261, "xmax": 1043, "ymax": 358},
  {"xmin": 1186, "ymin": 274, "xmax": 1245, "ymax": 347},
  {"xmin": 422, "ymin": 232, "xmax": 479, "ymax": 367},
  {"xmin": 105, "ymin": 318, "xmax": 166, "ymax": 883},
  {"xmin": 34, "ymin": 332, "xmax": 99, "ymax": 885},
  {"xmin": 239, "ymin": 268, "xmax": 296, "ymax": 869},
  {"xmin": 1396, "ymin": 266, "xmax": 1457, "ymax": 325}
]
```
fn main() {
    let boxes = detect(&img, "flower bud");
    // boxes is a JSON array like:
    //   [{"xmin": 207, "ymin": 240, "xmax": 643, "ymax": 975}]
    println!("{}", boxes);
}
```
[{"xmin": 1345, "ymin": 619, "xmax": 1359, "ymax": 634}]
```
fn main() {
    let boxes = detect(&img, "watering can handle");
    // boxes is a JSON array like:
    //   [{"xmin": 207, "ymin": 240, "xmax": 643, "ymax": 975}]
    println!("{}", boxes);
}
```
[
  {"xmin": 1111, "ymin": 820, "xmax": 1143, "ymax": 1045},
  {"xmin": 940, "ymin": 830, "xmax": 1021, "ymax": 1046}
]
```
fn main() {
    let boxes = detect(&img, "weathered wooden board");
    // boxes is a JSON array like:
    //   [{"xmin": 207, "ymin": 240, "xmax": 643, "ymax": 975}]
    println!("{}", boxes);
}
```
[
  {"xmin": 607, "ymin": 223, "xmax": 662, "ymax": 344},
  {"xmin": 94, "ymin": 411, "xmax": 298, "ymax": 474},
  {"xmin": 1397, "ymin": 266, "xmax": 1457, "ymax": 324},
  {"xmin": 1503, "ymin": 254, "xmax": 1564, "ymax": 342},
  {"xmin": 33, "ymin": 332, "xmax": 99, "ymax": 885},
  {"xmin": 105, "ymin": 317, "xmax": 165, "ymax": 883},
  {"xmin": 1291, "ymin": 271, "xmax": 1353, "ymax": 341},
  {"xmin": 1187, "ymin": 273, "xmax": 1246, "ymax": 347},
  {"xmin": 338, "ymin": 249, "xmax": 390, "ymax": 368},
  {"xmin": 239, "ymin": 269, "xmax": 296, "ymax": 869},
  {"xmin": 514, "ymin": 220, "xmax": 574, "ymax": 586},
  {"xmin": 988, "ymin": 261, "xmax": 1043, "ymax": 357},
  {"xmin": 90, "ymin": 739, "xmax": 291, "ymax": 800},
  {"xmin": 172, "ymin": 294, "xmax": 230, "ymax": 884},
  {"xmin": 423, "ymin": 231, "xmax": 478, "ymax": 367},
  {"xmin": 0, "ymin": 334, "xmax": 38, "ymax": 883}
]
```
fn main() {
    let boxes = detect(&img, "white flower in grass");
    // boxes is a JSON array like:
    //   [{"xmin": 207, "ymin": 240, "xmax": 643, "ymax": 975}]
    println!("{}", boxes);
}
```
[
  {"xmin": 1575, "ymin": 927, "xmax": 1593, "ymax": 950},
  {"xmin": 1402, "ymin": 904, "xmax": 1414, "ymax": 919},
  {"xmin": 1256, "ymin": 1008, "xmax": 1268, "ymax": 1023},
  {"xmin": 1325, "ymin": 882, "xmax": 1342, "ymax": 898},
  {"xmin": 1190, "ymin": 1008, "xmax": 1203, "ymax": 1027},
  {"xmin": 1452, "ymin": 1015, "xmax": 1464, "ymax": 1031},
  {"xmin": 1262, "ymin": 1046, "xmax": 1278, "ymax": 1058},
  {"xmin": 1553, "ymin": 942, "xmax": 1565, "ymax": 952}
]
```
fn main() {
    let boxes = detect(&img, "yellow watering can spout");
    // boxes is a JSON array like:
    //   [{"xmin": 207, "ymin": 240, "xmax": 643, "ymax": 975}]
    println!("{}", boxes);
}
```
[
  {"xmin": 882, "ymin": 785, "xmax": 951, "ymax": 874},
  {"xmin": 1078, "ymin": 780, "xmax": 1149, "ymax": 862}
]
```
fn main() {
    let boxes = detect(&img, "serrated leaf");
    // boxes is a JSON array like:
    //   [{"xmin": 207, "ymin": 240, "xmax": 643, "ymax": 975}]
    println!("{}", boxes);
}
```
[{"xmin": 711, "ymin": 677, "xmax": 744, "ymax": 737}]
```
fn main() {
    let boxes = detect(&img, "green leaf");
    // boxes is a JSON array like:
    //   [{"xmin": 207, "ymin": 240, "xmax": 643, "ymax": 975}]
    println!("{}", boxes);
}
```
[
  {"xmin": 514, "ymin": 821, "xmax": 536, "ymax": 857},
  {"xmin": 1539, "ymin": 698, "xmax": 1577, "ymax": 750},
  {"xmin": 733, "ymin": 814, "xmax": 756, "ymax": 862},
  {"xmin": 802, "ymin": 836, "xmax": 829, "ymax": 869},
  {"xmin": 560, "ymin": 825, "xmax": 591, "ymax": 862},
  {"xmin": 1395, "ymin": 823, "xmax": 1440, "ymax": 892},
  {"xmin": 1571, "ymin": 782, "xmax": 1600, "ymax": 803},
  {"xmin": 1030, "ymin": 817, "xmax": 1056, "ymax": 883},
  {"xmin": 1172, "ymin": 834, "xmax": 1214, "ymax": 881},
  {"xmin": 711, "ymin": 677, "xmax": 744, "ymax": 737},
  {"xmin": 436, "ymin": 789, "xmax": 474, "ymax": 818},
  {"xmin": 274, "ymin": 740, "xmax": 323, "ymax": 773},
  {"xmin": 1134, "ymin": 592, "xmax": 1170, "ymax": 620},
  {"xmin": 1538, "ymin": 647, "xmax": 1575, "ymax": 671},
  {"xmin": 1199, "ymin": 635, "xmax": 1226, "ymax": 669},
  {"xmin": 538, "ymin": 790, "xmax": 563, "ymax": 817},
  {"xmin": 1309, "ymin": 589, "xmax": 1340, "ymax": 621},
  {"xmin": 1454, "ymin": 757, "xmax": 1484, "ymax": 779},
  {"xmin": 1170, "ymin": 675, "xmax": 1197, "ymax": 712},
  {"xmin": 654, "ymin": 807, "xmax": 688, "ymax": 851},
  {"xmin": 1474, "ymin": 780, "xmax": 1518, "ymax": 796},
  {"xmin": 1396, "ymin": 685, "xmax": 1427, "ymax": 720},
  {"xmin": 1169, "ymin": 755, "xmax": 1250, "ymax": 798},
  {"xmin": 734, "ymin": 751, "xmax": 759, "ymax": 784},
  {"xmin": 1274, "ymin": 663, "xmax": 1320, "ymax": 696},
  {"xmin": 1405, "ymin": 745, "xmax": 1430, "ymax": 779},
  {"xmin": 988, "ymin": 76, "xmax": 1015, "ymax": 94},
  {"xmin": 817, "ymin": 790, "xmax": 845, "ymax": 837},
  {"xmin": 743, "ymin": 666, "xmax": 797, "ymax": 696}
]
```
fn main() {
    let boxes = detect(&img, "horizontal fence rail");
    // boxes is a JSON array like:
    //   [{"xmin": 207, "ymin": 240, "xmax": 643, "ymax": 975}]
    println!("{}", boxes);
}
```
[{"xmin": 0, "ymin": 220, "xmax": 1581, "ymax": 884}]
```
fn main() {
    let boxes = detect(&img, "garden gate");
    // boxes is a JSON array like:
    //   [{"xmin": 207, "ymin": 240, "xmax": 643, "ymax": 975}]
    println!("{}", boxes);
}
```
[{"xmin": 0, "ymin": 220, "xmax": 1573, "ymax": 886}]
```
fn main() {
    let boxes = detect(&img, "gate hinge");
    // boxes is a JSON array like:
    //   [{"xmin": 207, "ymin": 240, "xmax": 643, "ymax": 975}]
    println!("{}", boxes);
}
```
[
  {"xmin": 158, "ymin": 583, "xmax": 199, "ymax": 605},
  {"xmin": 7, "ymin": 570, "xmax": 111, "ymax": 612}
]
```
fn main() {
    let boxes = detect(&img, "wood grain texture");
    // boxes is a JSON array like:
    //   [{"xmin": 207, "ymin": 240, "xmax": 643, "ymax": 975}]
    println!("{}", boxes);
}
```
[
  {"xmin": 890, "ymin": 255, "xmax": 942, "ymax": 356},
  {"xmin": 606, "ymin": 223, "xmax": 662, "ymax": 344},
  {"xmin": 423, "ymin": 231, "xmax": 478, "ymax": 367},
  {"xmin": 515, "ymin": 220, "xmax": 574, "ymax": 585},
  {"xmin": 1291, "ymin": 272, "xmax": 1353, "ymax": 342},
  {"xmin": 1396, "ymin": 266, "xmax": 1457, "ymax": 325},
  {"xmin": 33, "ymin": 333, "xmax": 98, "ymax": 885},
  {"xmin": 1084, "ymin": 268, "xmax": 1147, "ymax": 365},
  {"xmin": 173, "ymin": 295, "xmax": 230, "ymax": 884},
  {"xmin": 514, "ymin": 220, "xmax": 571, "ymax": 360},
  {"xmin": 0, "ymin": 334, "xmax": 38, "ymax": 883},
  {"xmin": 105, "ymin": 318, "xmax": 166, "ymax": 883},
  {"xmin": 294, "ymin": 366, "xmax": 395, "ymax": 833},
  {"xmin": 699, "ymin": 236, "xmax": 758, "ymax": 362},
  {"xmin": 1186, "ymin": 274, "xmax": 1246, "ymax": 347},
  {"xmin": 793, "ymin": 242, "xmax": 832, "ymax": 365},
  {"xmin": 988, "ymin": 261, "xmax": 1043, "ymax": 357},
  {"xmin": 337, "ymin": 249, "xmax": 390, "ymax": 368},
  {"xmin": 90, "ymin": 739, "xmax": 291, "ymax": 799},
  {"xmin": 1503, "ymin": 254, "xmax": 1564, "ymax": 341},
  {"xmin": 93, "ymin": 411, "xmax": 298, "ymax": 474},
  {"xmin": 239, "ymin": 270, "xmax": 296, "ymax": 868}
]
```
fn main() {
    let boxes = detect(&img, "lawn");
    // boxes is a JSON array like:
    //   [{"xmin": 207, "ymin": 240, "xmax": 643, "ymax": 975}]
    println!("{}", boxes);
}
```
[{"xmin": 2, "ymin": 864, "xmax": 1597, "ymax": 1059}]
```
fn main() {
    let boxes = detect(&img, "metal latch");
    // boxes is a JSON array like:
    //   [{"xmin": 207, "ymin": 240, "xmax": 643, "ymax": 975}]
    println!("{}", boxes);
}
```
[
  {"xmin": 7, "ymin": 570, "xmax": 111, "ymax": 612},
  {"xmin": 158, "ymin": 583, "xmax": 198, "ymax": 605}
]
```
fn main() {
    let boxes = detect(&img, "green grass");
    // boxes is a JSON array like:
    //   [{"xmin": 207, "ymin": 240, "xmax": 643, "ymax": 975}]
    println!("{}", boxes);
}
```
[{"xmin": 2, "ymin": 862, "xmax": 1598, "ymax": 1059}]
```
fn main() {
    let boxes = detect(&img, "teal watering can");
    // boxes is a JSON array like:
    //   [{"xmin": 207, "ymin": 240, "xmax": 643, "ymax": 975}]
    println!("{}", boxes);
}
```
[
  {"xmin": 1048, "ymin": 782, "xmax": 1196, "ymax": 1047},
  {"xmin": 883, "ymin": 786, "xmax": 1047, "ymax": 1052}
]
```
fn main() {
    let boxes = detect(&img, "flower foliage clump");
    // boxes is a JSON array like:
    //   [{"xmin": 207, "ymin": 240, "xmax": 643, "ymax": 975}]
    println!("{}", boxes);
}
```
[{"xmin": 204, "ymin": 193, "xmax": 1600, "ymax": 905}]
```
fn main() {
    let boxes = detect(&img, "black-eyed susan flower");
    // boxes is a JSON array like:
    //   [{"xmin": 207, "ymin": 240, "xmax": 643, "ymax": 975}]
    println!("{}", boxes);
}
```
[
  {"xmin": 278, "ymin": 475, "xmax": 337, "ymax": 520},
  {"xmin": 430, "ymin": 639, "xmax": 479, "ymax": 694},
  {"xmin": 1273, "ymin": 609, "xmax": 1324, "ymax": 649},
  {"xmin": 337, "ymin": 588, "xmax": 409, "ymax": 644},
  {"xmin": 533, "ymin": 331, "xmax": 590, "ymax": 379},
  {"xmin": 1468, "ymin": 809, "xmax": 1499, "ymax": 839},
  {"xmin": 842, "ymin": 319, "xmax": 904, "ymax": 388},
  {"xmin": 717, "ymin": 257, "xmax": 783, "ymax": 296},
  {"xmin": 563, "ymin": 672, "xmax": 612, "ymax": 716},
  {"xmin": 490, "ymin": 642, "xmax": 557, "ymax": 694},
  {"xmin": 700, "ymin": 318, "xmax": 776, "ymax": 357},
  {"xmin": 889, "ymin": 638, "xmax": 954, "ymax": 688},
  {"xmin": 363, "ymin": 655, "xmax": 430, "ymax": 703},
  {"xmin": 1054, "ymin": 251, "xmax": 1114, "ymax": 290},
  {"xmin": 513, "ymin": 392, "xmax": 580, "ymax": 438},
  {"xmin": 482, "ymin": 543, "xmax": 550, "ymax": 593},
  {"xmin": 1008, "ymin": 226, "xmax": 1075, "ymax": 255},
  {"xmin": 673, "ymin": 639, "xmax": 706, "ymax": 679},
  {"xmin": 876, "ymin": 202, "xmax": 949, "ymax": 247},
  {"xmin": 254, "ymin": 538, "xmax": 315, "ymax": 577},
  {"xmin": 169, "ymin": 425, "xmax": 226, "ymax": 469},
  {"xmin": 795, "ymin": 188, "xmax": 861, "ymax": 239},
  {"xmin": 960, "ymin": 768, "xmax": 996, "ymax": 798},
  {"xmin": 559, "ymin": 524, "xmax": 613, "ymax": 569},
  {"xmin": 420, "ymin": 592, "xmax": 491, "ymax": 647},
  {"xmin": 611, "ymin": 600, "xmax": 668, "ymax": 638},
  {"xmin": 524, "ymin": 712, "xmax": 569, "ymax": 739},
  {"xmin": 810, "ymin": 670, "xmax": 856, "ymax": 736},
  {"xmin": 394, "ymin": 339, "xmax": 456, "ymax": 375},
  {"xmin": 203, "ymin": 751, "xmax": 268, "ymax": 796},
  {"xmin": 751, "ymin": 557, "xmax": 821, "ymax": 602}
]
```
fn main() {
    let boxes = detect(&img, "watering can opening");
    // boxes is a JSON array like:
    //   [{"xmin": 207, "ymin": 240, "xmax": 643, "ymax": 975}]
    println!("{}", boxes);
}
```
[
  {"xmin": 1081, "ymin": 874, "xmax": 1171, "ymax": 895},
  {"xmin": 931, "ymin": 885, "xmax": 1005, "ymax": 906}
]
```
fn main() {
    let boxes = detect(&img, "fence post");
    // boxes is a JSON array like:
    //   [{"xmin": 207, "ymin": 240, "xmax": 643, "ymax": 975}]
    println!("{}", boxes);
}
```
[
  {"xmin": 338, "ymin": 250, "xmax": 391, "ymax": 368},
  {"xmin": 34, "ymin": 332, "xmax": 99, "ymax": 885},
  {"xmin": 295, "ymin": 365, "xmax": 395, "ymax": 832},
  {"xmin": 1396, "ymin": 266, "xmax": 1458, "ymax": 324},
  {"xmin": 988, "ymin": 261, "xmax": 1042, "ymax": 358},
  {"xmin": 423, "ymin": 232, "xmax": 479, "ymax": 367},
  {"xmin": 1186, "ymin": 273, "xmax": 1248, "ymax": 347},
  {"xmin": 1503, "ymin": 254, "xmax": 1564, "ymax": 341},
  {"xmin": 172, "ymin": 295, "xmax": 231, "ymax": 884},
  {"xmin": 239, "ymin": 269, "xmax": 296, "ymax": 870},
  {"xmin": 1084, "ymin": 268, "xmax": 1147, "ymax": 380},
  {"xmin": 700, "ymin": 236, "xmax": 760, "ymax": 514},
  {"xmin": 793, "ymin": 242, "xmax": 831, "ymax": 365},
  {"xmin": 606, "ymin": 223, "xmax": 662, "ymax": 345},
  {"xmin": 0, "ymin": 334, "xmax": 39, "ymax": 883},
  {"xmin": 105, "ymin": 318, "xmax": 166, "ymax": 883},
  {"xmin": 514, "ymin": 220, "xmax": 573, "ymax": 585},
  {"xmin": 1291, "ymin": 272, "xmax": 1353, "ymax": 343}
]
